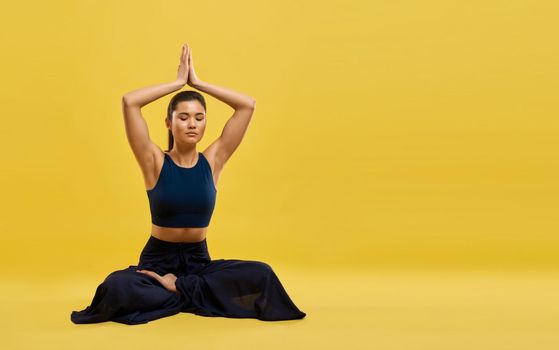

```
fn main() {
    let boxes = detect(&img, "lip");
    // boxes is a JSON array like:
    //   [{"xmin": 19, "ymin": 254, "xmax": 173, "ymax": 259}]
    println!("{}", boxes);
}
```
[{"xmin": 186, "ymin": 132, "xmax": 198, "ymax": 136}]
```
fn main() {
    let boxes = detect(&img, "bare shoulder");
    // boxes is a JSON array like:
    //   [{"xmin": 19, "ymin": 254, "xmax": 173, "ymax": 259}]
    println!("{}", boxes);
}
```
[
  {"xmin": 142, "ymin": 142, "xmax": 166, "ymax": 191},
  {"xmin": 152, "ymin": 144, "xmax": 166, "ymax": 167},
  {"xmin": 202, "ymin": 142, "xmax": 220, "ymax": 173},
  {"xmin": 202, "ymin": 142, "xmax": 224, "ymax": 188}
]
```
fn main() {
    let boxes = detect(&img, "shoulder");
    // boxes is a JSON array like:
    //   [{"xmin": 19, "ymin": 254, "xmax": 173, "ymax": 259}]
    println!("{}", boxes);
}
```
[
  {"xmin": 140, "ymin": 143, "xmax": 166, "ymax": 191},
  {"xmin": 202, "ymin": 143, "xmax": 224, "ymax": 179},
  {"xmin": 201, "ymin": 149, "xmax": 216, "ymax": 173},
  {"xmin": 152, "ymin": 144, "xmax": 166, "ymax": 165}
]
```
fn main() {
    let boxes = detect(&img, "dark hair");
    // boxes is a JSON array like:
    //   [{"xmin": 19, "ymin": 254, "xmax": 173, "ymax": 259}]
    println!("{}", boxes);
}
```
[{"xmin": 166, "ymin": 90, "xmax": 207, "ymax": 151}]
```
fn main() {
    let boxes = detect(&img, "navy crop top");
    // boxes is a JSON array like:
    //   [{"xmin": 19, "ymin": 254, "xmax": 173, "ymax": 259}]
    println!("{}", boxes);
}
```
[{"xmin": 146, "ymin": 152, "xmax": 217, "ymax": 228}]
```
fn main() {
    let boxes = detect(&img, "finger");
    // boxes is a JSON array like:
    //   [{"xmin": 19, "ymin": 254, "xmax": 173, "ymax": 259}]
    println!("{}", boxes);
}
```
[
  {"xmin": 136, "ymin": 269, "xmax": 154, "ymax": 277},
  {"xmin": 138, "ymin": 270, "xmax": 162, "ymax": 283}
]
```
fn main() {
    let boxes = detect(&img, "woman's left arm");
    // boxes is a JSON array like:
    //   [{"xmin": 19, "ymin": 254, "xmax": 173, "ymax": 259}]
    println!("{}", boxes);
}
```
[
  {"xmin": 191, "ymin": 80, "xmax": 256, "ymax": 110},
  {"xmin": 187, "ymin": 48, "xmax": 256, "ymax": 166}
]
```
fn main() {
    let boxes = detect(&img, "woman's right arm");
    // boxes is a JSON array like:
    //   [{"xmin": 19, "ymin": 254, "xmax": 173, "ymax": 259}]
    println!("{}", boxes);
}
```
[
  {"xmin": 120, "ymin": 44, "xmax": 190, "ymax": 187},
  {"xmin": 121, "ymin": 80, "xmax": 184, "ymax": 188},
  {"xmin": 122, "ymin": 79, "xmax": 184, "ymax": 108},
  {"xmin": 121, "ymin": 80, "xmax": 185, "ymax": 190}
]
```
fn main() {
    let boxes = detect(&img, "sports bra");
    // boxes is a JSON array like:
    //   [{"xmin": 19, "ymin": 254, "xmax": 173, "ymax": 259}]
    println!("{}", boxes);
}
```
[{"xmin": 146, "ymin": 152, "xmax": 217, "ymax": 228}]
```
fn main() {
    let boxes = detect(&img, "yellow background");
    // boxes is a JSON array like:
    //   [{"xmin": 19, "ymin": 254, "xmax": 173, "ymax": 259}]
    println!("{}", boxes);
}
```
[{"xmin": 1, "ymin": 0, "xmax": 558, "ymax": 349}]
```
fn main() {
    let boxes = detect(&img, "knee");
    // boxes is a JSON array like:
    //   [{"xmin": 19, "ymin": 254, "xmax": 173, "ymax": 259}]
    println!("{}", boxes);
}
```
[
  {"xmin": 252, "ymin": 261, "xmax": 273, "ymax": 274},
  {"xmin": 103, "ymin": 268, "xmax": 137, "ymax": 292}
]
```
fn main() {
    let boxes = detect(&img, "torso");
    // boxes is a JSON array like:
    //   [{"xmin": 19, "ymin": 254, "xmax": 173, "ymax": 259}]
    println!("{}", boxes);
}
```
[{"xmin": 145, "ymin": 149, "xmax": 221, "ymax": 243}]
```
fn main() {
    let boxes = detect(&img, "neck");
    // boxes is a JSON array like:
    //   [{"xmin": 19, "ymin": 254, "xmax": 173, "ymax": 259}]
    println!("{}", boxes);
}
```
[{"xmin": 169, "ymin": 145, "xmax": 198, "ymax": 167}]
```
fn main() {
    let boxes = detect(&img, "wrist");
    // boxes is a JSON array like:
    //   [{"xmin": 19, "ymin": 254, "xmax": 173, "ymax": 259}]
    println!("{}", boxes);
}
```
[
  {"xmin": 174, "ymin": 79, "xmax": 187, "ymax": 88},
  {"xmin": 189, "ymin": 79, "xmax": 203, "ymax": 89}
]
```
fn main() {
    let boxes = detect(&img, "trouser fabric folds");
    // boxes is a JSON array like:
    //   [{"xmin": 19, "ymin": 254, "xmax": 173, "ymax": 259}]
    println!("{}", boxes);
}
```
[{"xmin": 70, "ymin": 235, "xmax": 306, "ymax": 325}]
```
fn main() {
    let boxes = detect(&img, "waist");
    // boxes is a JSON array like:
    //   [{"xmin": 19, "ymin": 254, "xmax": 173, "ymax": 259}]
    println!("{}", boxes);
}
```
[
  {"xmin": 151, "ymin": 224, "xmax": 208, "ymax": 243},
  {"xmin": 142, "ymin": 234, "xmax": 209, "ymax": 258}
]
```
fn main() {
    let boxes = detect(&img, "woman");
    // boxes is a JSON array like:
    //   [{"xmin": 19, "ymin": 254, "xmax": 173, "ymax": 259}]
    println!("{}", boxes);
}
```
[{"xmin": 70, "ymin": 43, "xmax": 307, "ymax": 325}]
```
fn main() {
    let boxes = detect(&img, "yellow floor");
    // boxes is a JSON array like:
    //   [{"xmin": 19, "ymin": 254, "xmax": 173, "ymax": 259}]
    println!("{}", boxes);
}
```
[{"xmin": 3, "ymin": 267, "xmax": 558, "ymax": 350}]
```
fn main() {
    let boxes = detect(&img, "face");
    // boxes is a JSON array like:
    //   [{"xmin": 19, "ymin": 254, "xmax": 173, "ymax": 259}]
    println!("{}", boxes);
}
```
[{"xmin": 167, "ymin": 100, "xmax": 206, "ymax": 144}]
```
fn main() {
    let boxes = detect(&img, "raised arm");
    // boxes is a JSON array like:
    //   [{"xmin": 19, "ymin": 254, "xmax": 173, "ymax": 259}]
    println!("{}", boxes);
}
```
[
  {"xmin": 185, "ymin": 48, "xmax": 256, "ymax": 170},
  {"xmin": 121, "ymin": 80, "xmax": 183, "ymax": 172},
  {"xmin": 121, "ymin": 44, "xmax": 190, "ymax": 185}
]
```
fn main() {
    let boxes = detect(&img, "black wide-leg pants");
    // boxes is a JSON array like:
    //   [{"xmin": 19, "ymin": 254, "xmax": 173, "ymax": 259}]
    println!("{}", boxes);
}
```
[{"xmin": 70, "ymin": 235, "xmax": 307, "ymax": 325}]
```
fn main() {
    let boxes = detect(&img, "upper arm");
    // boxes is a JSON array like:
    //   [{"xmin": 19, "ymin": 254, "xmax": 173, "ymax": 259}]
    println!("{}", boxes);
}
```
[
  {"xmin": 209, "ymin": 104, "xmax": 256, "ymax": 169},
  {"xmin": 121, "ymin": 97, "xmax": 161, "ymax": 181}
]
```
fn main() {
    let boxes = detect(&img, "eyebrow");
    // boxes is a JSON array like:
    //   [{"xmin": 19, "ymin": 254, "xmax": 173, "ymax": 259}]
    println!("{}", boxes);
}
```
[{"xmin": 178, "ymin": 112, "xmax": 205, "ymax": 116}]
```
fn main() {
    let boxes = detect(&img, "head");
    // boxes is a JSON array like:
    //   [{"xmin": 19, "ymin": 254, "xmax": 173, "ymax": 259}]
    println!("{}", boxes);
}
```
[{"xmin": 165, "ymin": 91, "xmax": 207, "ymax": 151}]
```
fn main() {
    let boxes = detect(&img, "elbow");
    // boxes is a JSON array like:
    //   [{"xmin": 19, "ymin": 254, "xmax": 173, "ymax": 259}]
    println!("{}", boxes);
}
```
[
  {"xmin": 122, "ymin": 95, "xmax": 138, "ymax": 108},
  {"xmin": 235, "ymin": 100, "xmax": 256, "ymax": 111},
  {"xmin": 122, "ymin": 95, "xmax": 130, "ymax": 106}
]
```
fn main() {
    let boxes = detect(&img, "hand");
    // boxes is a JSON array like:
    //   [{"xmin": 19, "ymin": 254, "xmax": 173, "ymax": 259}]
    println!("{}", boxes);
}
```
[
  {"xmin": 186, "ymin": 46, "xmax": 201, "ymax": 87},
  {"xmin": 175, "ymin": 43, "xmax": 190, "ymax": 86},
  {"xmin": 136, "ymin": 269, "xmax": 178, "ymax": 293}
]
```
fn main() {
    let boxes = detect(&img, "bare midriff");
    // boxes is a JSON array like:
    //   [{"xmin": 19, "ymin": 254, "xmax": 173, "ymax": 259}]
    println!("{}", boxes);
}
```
[{"xmin": 151, "ymin": 224, "xmax": 208, "ymax": 243}]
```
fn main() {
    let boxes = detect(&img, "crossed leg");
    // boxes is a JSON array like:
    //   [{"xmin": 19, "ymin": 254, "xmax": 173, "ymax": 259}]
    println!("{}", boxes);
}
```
[
  {"xmin": 71, "ymin": 259, "xmax": 306, "ymax": 324},
  {"xmin": 71, "ymin": 266, "xmax": 184, "ymax": 325},
  {"xmin": 176, "ymin": 259, "xmax": 307, "ymax": 321}
]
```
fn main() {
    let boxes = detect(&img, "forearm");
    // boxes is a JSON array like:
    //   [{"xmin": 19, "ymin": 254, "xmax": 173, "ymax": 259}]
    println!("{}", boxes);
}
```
[
  {"xmin": 191, "ymin": 80, "xmax": 255, "ymax": 110},
  {"xmin": 122, "ymin": 80, "xmax": 184, "ymax": 107}
]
